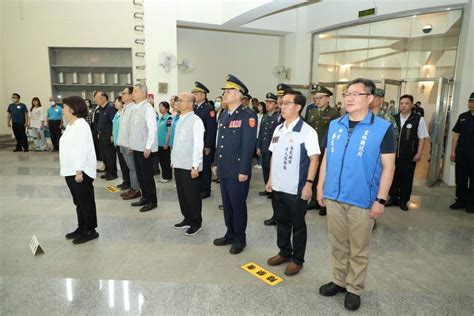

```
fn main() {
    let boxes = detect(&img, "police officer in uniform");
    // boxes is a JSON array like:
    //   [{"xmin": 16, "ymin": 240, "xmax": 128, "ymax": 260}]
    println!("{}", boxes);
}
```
[
  {"xmin": 386, "ymin": 94, "xmax": 429, "ymax": 211},
  {"xmin": 241, "ymin": 93, "xmax": 251, "ymax": 108},
  {"xmin": 192, "ymin": 81, "xmax": 217, "ymax": 199},
  {"xmin": 306, "ymin": 84, "xmax": 340, "ymax": 215},
  {"xmin": 449, "ymin": 92, "xmax": 474, "ymax": 213},
  {"xmin": 256, "ymin": 93, "xmax": 281, "ymax": 225},
  {"xmin": 213, "ymin": 74, "xmax": 257, "ymax": 254}
]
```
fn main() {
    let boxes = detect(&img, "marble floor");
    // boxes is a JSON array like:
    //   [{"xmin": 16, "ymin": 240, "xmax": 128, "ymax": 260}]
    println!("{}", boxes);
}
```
[{"xmin": 0, "ymin": 149, "xmax": 473, "ymax": 315}]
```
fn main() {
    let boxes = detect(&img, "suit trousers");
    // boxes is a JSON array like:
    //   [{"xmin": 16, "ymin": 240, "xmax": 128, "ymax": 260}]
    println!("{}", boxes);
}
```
[
  {"xmin": 272, "ymin": 190, "xmax": 308, "ymax": 265},
  {"xmin": 220, "ymin": 178, "xmax": 250, "ymax": 245},
  {"xmin": 326, "ymin": 199, "xmax": 375, "ymax": 295},
  {"xmin": 116, "ymin": 146, "xmax": 130, "ymax": 185},
  {"xmin": 199, "ymin": 150, "xmax": 213, "ymax": 196},
  {"xmin": 174, "ymin": 168, "xmax": 202, "ymax": 227},
  {"xmin": 455, "ymin": 152, "xmax": 474, "ymax": 209},
  {"xmin": 98, "ymin": 131, "xmax": 117, "ymax": 177},
  {"xmin": 133, "ymin": 150, "xmax": 157, "ymax": 204},
  {"xmin": 48, "ymin": 120, "xmax": 62, "ymax": 150},
  {"xmin": 389, "ymin": 157, "xmax": 416, "ymax": 203},
  {"xmin": 158, "ymin": 146, "xmax": 172, "ymax": 180},
  {"xmin": 261, "ymin": 151, "xmax": 272, "ymax": 185},
  {"xmin": 120, "ymin": 146, "xmax": 140, "ymax": 191},
  {"xmin": 65, "ymin": 173, "xmax": 98, "ymax": 231},
  {"xmin": 12, "ymin": 123, "xmax": 28, "ymax": 150}
]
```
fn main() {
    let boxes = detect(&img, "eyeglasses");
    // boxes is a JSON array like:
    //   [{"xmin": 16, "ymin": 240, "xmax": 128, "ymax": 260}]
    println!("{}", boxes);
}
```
[
  {"xmin": 176, "ymin": 99, "xmax": 193, "ymax": 103},
  {"xmin": 342, "ymin": 92, "xmax": 371, "ymax": 98},
  {"xmin": 281, "ymin": 101, "xmax": 296, "ymax": 106}
]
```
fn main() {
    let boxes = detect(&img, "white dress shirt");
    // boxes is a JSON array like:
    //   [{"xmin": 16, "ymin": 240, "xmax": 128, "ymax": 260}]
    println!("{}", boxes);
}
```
[
  {"xmin": 59, "ymin": 118, "xmax": 97, "ymax": 178},
  {"xmin": 400, "ymin": 113, "xmax": 429, "ymax": 139}
]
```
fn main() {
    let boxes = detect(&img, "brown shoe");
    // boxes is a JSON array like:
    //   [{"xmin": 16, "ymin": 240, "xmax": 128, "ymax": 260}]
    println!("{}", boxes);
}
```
[
  {"xmin": 122, "ymin": 190, "xmax": 142, "ymax": 200},
  {"xmin": 120, "ymin": 189, "xmax": 132, "ymax": 197},
  {"xmin": 267, "ymin": 254, "xmax": 291, "ymax": 266},
  {"xmin": 284, "ymin": 262, "xmax": 303, "ymax": 276}
]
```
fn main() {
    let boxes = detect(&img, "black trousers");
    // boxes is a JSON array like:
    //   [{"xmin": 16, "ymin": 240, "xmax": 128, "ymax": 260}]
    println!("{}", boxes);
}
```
[
  {"xmin": 133, "ymin": 150, "xmax": 157, "ymax": 204},
  {"xmin": 389, "ymin": 157, "xmax": 417, "ymax": 203},
  {"xmin": 261, "ymin": 151, "xmax": 272, "ymax": 185},
  {"xmin": 199, "ymin": 150, "xmax": 213, "ymax": 195},
  {"xmin": 310, "ymin": 149, "xmax": 325, "ymax": 206},
  {"xmin": 116, "ymin": 146, "xmax": 130, "ymax": 185},
  {"xmin": 65, "ymin": 173, "xmax": 97, "ymax": 231},
  {"xmin": 220, "ymin": 178, "xmax": 250, "ymax": 245},
  {"xmin": 92, "ymin": 130, "xmax": 102, "ymax": 161},
  {"xmin": 175, "ymin": 168, "xmax": 202, "ymax": 227},
  {"xmin": 12, "ymin": 123, "xmax": 28, "ymax": 150},
  {"xmin": 272, "ymin": 190, "xmax": 308, "ymax": 265},
  {"xmin": 158, "ymin": 146, "xmax": 172, "ymax": 180},
  {"xmin": 98, "ymin": 131, "xmax": 117, "ymax": 177},
  {"xmin": 455, "ymin": 151, "xmax": 474, "ymax": 209},
  {"xmin": 48, "ymin": 120, "xmax": 62, "ymax": 150}
]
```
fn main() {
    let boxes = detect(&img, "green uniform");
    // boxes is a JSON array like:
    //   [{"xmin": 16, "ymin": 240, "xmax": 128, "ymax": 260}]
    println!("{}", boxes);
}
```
[
  {"xmin": 377, "ymin": 110, "xmax": 399, "ymax": 143},
  {"xmin": 306, "ymin": 105, "xmax": 341, "ymax": 148}
]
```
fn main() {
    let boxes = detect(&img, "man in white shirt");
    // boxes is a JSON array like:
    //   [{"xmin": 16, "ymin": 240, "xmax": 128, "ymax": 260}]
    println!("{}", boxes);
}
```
[
  {"xmin": 171, "ymin": 92, "xmax": 205, "ymax": 236},
  {"xmin": 386, "ymin": 94, "xmax": 429, "ymax": 211},
  {"xmin": 265, "ymin": 90, "xmax": 320, "ymax": 276},
  {"xmin": 129, "ymin": 83, "xmax": 158, "ymax": 212}
]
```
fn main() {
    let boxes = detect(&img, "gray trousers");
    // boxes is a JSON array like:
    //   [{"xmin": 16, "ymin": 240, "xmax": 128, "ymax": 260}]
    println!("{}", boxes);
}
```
[{"xmin": 120, "ymin": 146, "xmax": 140, "ymax": 191}]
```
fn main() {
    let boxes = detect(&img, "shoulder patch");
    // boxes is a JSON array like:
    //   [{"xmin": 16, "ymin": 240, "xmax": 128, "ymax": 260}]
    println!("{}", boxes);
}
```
[{"xmin": 249, "ymin": 118, "xmax": 256, "ymax": 128}]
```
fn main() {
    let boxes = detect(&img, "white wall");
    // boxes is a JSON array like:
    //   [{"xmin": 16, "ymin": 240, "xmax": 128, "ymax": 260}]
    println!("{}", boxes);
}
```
[
  {"xmin": 0, "ymin": 0, "xmax": 8, "ymax": 135},
  {"xmin": 176, "ymin": 28, "xmax": 281, "ymax": 101},
  {"xmin": 1, "ymin": 0, "xmax": 134, "ymax": 135}
]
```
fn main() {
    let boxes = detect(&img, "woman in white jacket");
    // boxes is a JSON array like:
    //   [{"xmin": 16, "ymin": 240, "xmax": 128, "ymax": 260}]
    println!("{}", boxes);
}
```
[{"xmin": 59, "ymin": 96, "xmax": 99, "ymax": 245}]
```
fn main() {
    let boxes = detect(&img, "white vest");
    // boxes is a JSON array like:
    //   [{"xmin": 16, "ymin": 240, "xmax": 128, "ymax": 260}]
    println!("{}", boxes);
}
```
[
  {"xmin": 117, "ymin": 103, "xmax": 135, "ymax": 148},
  {"xmin": 171, "ymin": 113, "xmax": 203, "ymax": 171}
]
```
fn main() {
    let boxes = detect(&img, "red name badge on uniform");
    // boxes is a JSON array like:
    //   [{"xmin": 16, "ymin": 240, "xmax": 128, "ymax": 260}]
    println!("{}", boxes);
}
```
[{"xmin": 230, "ymin": 120, "xmax": 242, "ymax": 128}]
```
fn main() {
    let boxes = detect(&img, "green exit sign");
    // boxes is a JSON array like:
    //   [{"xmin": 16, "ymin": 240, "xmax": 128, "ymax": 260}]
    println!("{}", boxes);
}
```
[{"xmin": 359, "ymin": 8, "xmax": 376, "ymax": 18}]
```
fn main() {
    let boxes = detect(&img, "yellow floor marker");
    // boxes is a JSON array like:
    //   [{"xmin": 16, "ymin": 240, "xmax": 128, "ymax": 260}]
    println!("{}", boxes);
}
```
[
  {"xmin": 105, "ymin": 185, "xmax": 120, "ymax": 193},
  {"xmin": 241, "ymin": 262, "xmax": 283, "ymax": 286}
]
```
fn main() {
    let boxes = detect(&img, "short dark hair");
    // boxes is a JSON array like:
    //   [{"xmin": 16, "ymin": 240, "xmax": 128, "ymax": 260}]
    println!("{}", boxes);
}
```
[
  {"xmin": 96, "ymin": 91, "xmax": 109, "ymax": 101},
  {"xmin": 125, "ymin": 86, "xmax": 134, "ymax": 95},
  {"xmin": 114, "ymin": 96, "xmax": 123, "ymax": 104},
  {"xmin": 283, "ymin": 90, "xmax": 306, "ymax": 107},
  {"xmin": 12, "ymin": 93, "xmax": 20, "ymax": 99},
  {"xmin": 251, "ymin": 98, "xmax": 259, "ymax": 103},
  {"xmin": 347, "ymin": 78, "xmax": 376, "ymax": 95},
  {"xmin": 400, "ymin": 94, "xmax": 414, "ymax": 103},
  {"xmin": 63, "ymin": 96, "xmax": 89, "ymax": 118}
]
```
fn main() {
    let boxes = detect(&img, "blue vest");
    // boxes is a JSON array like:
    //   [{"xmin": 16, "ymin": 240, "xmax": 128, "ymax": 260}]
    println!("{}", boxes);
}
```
[{"xmin": 323, "ymin": 111, "xmax": 390, "ymax": 209}]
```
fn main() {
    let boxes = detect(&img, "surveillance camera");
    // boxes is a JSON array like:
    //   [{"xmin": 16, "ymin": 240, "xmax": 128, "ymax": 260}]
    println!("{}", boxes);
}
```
[{"xmin": 422, "ymin": 24, "xmax": 432, "ymax": 34}]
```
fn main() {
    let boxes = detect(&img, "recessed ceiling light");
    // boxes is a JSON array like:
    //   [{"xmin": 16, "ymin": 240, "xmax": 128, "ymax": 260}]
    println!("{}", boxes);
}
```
[
  {"xmin": 447, "ymin": 7, "xmax": 450, "ymax": 10},
  {"xmin": 412, "ymin": 15, "xmax": 417, "ymax": 18}
]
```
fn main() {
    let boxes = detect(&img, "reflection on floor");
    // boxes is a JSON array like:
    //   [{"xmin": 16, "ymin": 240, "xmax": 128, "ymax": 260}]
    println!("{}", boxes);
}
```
[{"xmin": 0, "ymin": 150, "xmax": 473, "ymax": 315}]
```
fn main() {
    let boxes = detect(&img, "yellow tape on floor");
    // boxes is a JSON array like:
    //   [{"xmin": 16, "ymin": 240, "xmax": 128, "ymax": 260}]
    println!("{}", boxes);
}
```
[
  {"xmin": 105, "ymin": 185, "xmax": 119, "ymax": 193},
  {"xmin": 241, "ymin": 262, "xmax": 283, "ymax": 286}
]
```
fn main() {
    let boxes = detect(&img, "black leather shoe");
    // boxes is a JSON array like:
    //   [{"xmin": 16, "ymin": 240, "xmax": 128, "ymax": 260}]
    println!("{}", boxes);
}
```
[
  {"xmin": 319, "ymin": 207, "xmax": 327, "ymax": 216},
  {"xmin": 465, "ymin": 207, "xmax": 474, "ymax": 214},
  {"xmin": 344, "ymin": 292, "xmax": 361, "ymax": 311},
  {"xmin": 72, "ymin": 230, "xmax": 99, "ymax": 244},
  {"xmin": 385, "ymin": 197, "xmax": 398, "ymax": 207},
  {"xmin": 100, "ymin": 174, "xmax": 107, "ymax": 179},
  {"xmin": 230, "ymin": 243, "xmax": 246, "ymax": 254},
  {"xmin": 106, "ymin": 175, "xmax": 118, "ymax": 181},
  {"xmin": 131, "ymin": 198, "xmax": 147, "ymax": 207},
  {"xmin": 449, "ymin": 200, "xmax": 466, "ymax": 209},
  {"xmin": 218, "ymin": 204, "xmax": 224, "ymax": 210},
  {"xmin": 267, "ymin": 193, "xmax": 272, "ymax": 199},
  {"xmin": 319, "ymin": 282, "xmax": 347, "ymax": 297},
  {"xmin": 65, "ymin": 228, "xmax": 82, "ymax": 240},
  {"xmin": 140, "ymin": 203, "xmax": 157, "ymax": 212},
  {"xmin": 264, "ymin": 218, "xmax": 276, "ymax": 226},
  {"xmin": 213, "ymin": 237, "xmax": 233, "ymax": 246},
  {"xmin": 399, "ymin": 202, "xmax": 409, "ymax": 211},
  {"xmin": 13, "ymin": 148, "xmax": 22, "ymax": 152},
  {"xmin": 259, "ymin": 191, "xmax": 270, "ymax": 196},
  {"xmin": 307, "ymin": 202, "xmax": 317, "ymax": 210}
]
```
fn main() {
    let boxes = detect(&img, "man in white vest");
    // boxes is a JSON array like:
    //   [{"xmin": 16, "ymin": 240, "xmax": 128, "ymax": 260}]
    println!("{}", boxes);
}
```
[
  {"xmin": 171, "ymin": 92, "xmax": 205, "ymax": 235},
  {"xmin": 129, "ymin": 83, "xmax": 158, "ymax": 212}
]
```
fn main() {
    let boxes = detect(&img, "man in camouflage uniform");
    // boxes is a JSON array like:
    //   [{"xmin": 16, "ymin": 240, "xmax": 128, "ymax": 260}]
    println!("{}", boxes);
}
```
[
  {"xmin": 306, "ymin": 84, "xmax": 340, "ymax": 215},
  {"xmin": 369, "ymin": 88, "xmax": 399, "ymax": 143}
]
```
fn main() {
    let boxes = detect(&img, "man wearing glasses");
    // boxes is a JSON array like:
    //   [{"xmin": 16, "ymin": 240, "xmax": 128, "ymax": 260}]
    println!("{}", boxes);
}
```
[
  {"xmin": 306, "ymin": 84, "xmax": 340, "ymax": 214},
  {"xmin": 172, "ymin": 92, "xmax": 205, "ymax": 236},
  {"xmin": 317, "ymin": 78, "xmax": 396, "ymax": 311},
  {"xmin": 212, "ymin": 74, "xmax": 257, "ymax": 254}
]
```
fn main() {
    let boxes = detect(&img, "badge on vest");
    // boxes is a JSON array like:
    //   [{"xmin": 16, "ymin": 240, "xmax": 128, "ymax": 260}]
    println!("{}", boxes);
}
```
[
  {"xmin": 406, "ymin": 123, "xmax": 412, "ymax": 129},
  {"xmin": 272, "ymin": 136, "xmax": 279, "ymax": 143},
  {"xmin": 17, "ymin": 106, "xmax": 21, "ymax": 109},
  {"xmin": 229, "ymin": 120, "xmax": 241, "ymax": 128}
]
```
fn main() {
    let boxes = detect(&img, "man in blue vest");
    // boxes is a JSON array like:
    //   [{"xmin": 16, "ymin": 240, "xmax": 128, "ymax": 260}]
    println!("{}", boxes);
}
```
[
  {"xmin": 193, "ymin": 81, "xmax": 217, "ymax": 199},
  {"xmin": 317, "ymin": 78, "xmax": 396, "ymax": 311},
  {"xmin": 212, "ymin": 74, "xmax": 257, "ymax": 254}
]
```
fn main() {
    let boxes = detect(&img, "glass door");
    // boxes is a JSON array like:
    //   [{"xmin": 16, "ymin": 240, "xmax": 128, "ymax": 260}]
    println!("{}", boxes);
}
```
[{"xmin": 383, "ymin": 79, "xmax": 403, "ymax": 114}]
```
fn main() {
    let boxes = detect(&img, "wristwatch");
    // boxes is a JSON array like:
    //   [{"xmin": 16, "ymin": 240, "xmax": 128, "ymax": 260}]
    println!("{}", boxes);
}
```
[{"xmin": 375, "ymin": 197, "xmax": 386, "ymax": 205}]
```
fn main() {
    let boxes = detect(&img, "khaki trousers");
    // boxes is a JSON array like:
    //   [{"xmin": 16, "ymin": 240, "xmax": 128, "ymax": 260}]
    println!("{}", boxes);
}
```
[{"xmin": 326, "ymin": 199, "xmax": 375, "ymax": 295}]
